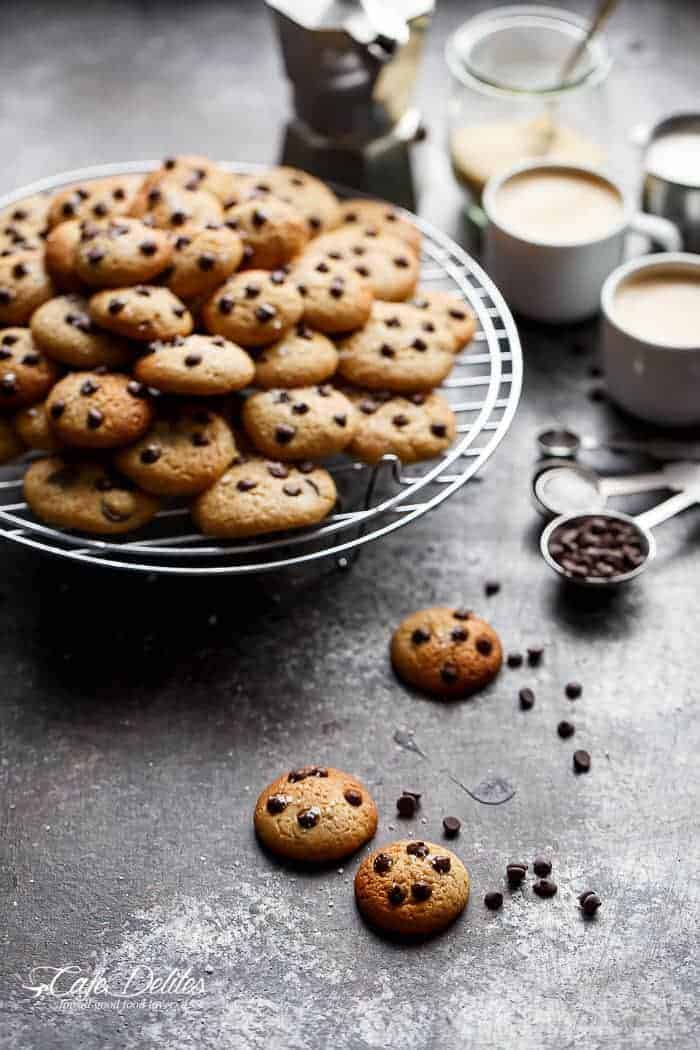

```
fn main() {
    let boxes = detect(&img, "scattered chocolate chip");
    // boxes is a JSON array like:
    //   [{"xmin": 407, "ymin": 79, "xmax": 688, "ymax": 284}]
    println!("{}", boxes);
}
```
[
  {"xmin": 297, "ymin": 806, "xmax": 320, "ymax": 829},
  {"xmin": 373, "ymin": 853, "xmax": 393, "ymax": 875},
  {"xmin": 388, "ymin": 882, "xmax": 407, "ymax": 905},
  {"xmin": 507, "ymin": 863, "xmax": 528, "ymax": 886},
  {"xmin": 484, "ymin": 579, "xmax": 501, "ymax": 596},
  {"xmin": 566, "ymin": 682, "xmax": 582, "ymax": 699},
  {"xmin": 573, "ymin": 749, "xmax": 591, "ymax": 773},
  {"xmin": 527, "ymin": 646, "xmax": 544, "ymax": 667},
  {"xmin": 519, "ymin": 687, "xmax": 535, "ymax": 710},
  {"xmin": 557, "ymin": 720, "xmax": 575, "ymax": 739},
  {"xmin": 431, "ymin": 856, "xmax": 451, "ymax": 874},
  {"xmin": 533, "ymin": 878, "xmax": 558, "ymax": 898},
  {"xmin": 533, "ymin": 857, "xmax": 552, "ymax": 877},
  {"xmin": 411, "ymin": 881, "xmax": 432, "ymax": 902},
  {"xmin": 442, "ymin": 816, "xmax": 460, "ymax": 838},
  {"xmin": 507, "ymin": 652, "xmax": 523, "ymax": 668},
  {"xmin": 484, "ymin": 891, "xmax": 503, "ymax": 910},
  {"xmin": 580, "ymin": 891, "xmax": 602, "ymax": 916},
  {"xmin": 87, "ymin": 407, "xmax": 104, "ymax": 429},
  {"xmin": 396, "ymin": 794, "xmax": 417, "ymax": 818},
  {"xmin": 344, "ymin": 789, "xmax": 362, "ymax": 807}
]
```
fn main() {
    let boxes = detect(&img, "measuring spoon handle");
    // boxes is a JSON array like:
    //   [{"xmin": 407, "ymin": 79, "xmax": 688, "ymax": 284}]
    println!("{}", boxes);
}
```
[
  {"xmin": 636, "ymin": 490, "xmax": 700, "ymax": 531},
  {"xmin": 599, "ymin": 472, "xmax": 670, "ymax": 497}
]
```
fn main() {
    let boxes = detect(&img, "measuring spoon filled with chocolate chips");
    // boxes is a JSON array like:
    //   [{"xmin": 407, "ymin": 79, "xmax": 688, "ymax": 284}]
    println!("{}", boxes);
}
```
[{"xmin": 540, "ymin": 482, "xmax": 700, "ymax": 587}]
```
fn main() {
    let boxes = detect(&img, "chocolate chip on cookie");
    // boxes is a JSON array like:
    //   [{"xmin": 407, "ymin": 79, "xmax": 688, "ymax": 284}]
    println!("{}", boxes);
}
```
[
  {"xmin": 301, "ymin": 228, "xmax": 420, "ymax": 302},
  {"xmin": 164, "ymin": 225, "xmax": 244, "ymax": 301},
  {"xmin": 410, "ymin": 290, "xmax": 477, "ymax": 352},
  {"xmin": 46, "ymin": 371, "xmax": 154, "ymax": 449},
  {"xmin": 355, "ymin": 840, "xmax": 470, "ymax": 937},
  {"xmin": 390, "ymin": 606, "xmax": 503, "ymax": 698},
  {"xmin": 31, "ymin": 294, "xmax": 134, "ymax": 369},
  {"xmin": 0, "ymin": 250, "xmax": 55, "ymax": 326},
  {"xmin": 89, "ymin": 285, "xmax": 193, "ymax": 342},
  {"xmin": 224, "ymin": 197, "xmax": 309, "ymax": 270},
  {"xmin": 345, "ymin": 389, "xmax": 456, "ymax": 464},
  {"xmin": 134, "ymin": 333, "xmax": 254, "ymax": 396},
  {"xmin": 246, "ymin": 166, "xmax": 341, "ymax": 237},
  {"xmin": 142, "ymin": 154, "xmax": 235, "ymax": 204},
  {"xmin": 338, "ymin": 198, "xmax": 422, "ymax": 254},
  {"xmin": 243, "ymin": 385, "xmax": 357, "ymax": 460},
  {"xmin": 202, "ymin": 269, "xmax": 303, "ymax": 348},
  {"xmin": 130, "ymin": 178, "xmax": 223, "ymax": 231},
  {"xmin": 115, "ymin": 406, "xmax": 237, "ymax": 496},
  {"xmin": 193, "ymin": 456, "xmax": 337, "ymax": 538},
  {"xmin": 254, "ymin": 766, "xmax": 378, "ymax": 863},
  {"xmin": 73, "ymin": 217, "xmax": 173, "ymax": 288},
  {"xmin": 24, "ymin": 455, "xmax": 160, "ymax": 535},
  {"xmin": 0, "ymin": 328, "xmax": 60, "ymax": 408},
  {"xmin": 253, "ymin": 325, "xmax": 338, "ymax": 389}
]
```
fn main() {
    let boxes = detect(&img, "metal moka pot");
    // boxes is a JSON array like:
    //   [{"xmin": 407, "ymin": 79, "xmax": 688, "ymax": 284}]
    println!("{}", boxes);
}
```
[
  {"xmin": 265, "ymin": 0, "xmax": 434, "ymax": 209},
  {"xmin": 641, "ymin": 113, "xmax": 700, "ymax": 252}
]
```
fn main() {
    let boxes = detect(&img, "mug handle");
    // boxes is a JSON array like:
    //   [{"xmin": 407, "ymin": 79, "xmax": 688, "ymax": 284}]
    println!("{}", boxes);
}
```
[{"xmin": 628, "ymin": 211, "xmax": 683, "ymax": 252}]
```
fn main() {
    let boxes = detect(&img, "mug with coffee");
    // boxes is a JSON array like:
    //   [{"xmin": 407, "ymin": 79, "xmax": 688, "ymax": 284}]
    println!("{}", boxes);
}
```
[
  {"xmin": 482, "ymin": 161, "xmax": 682, "ymax": 324},
  {"xmin": 601, "ymin": 253, "xmax": 700, "ymax": 426}
]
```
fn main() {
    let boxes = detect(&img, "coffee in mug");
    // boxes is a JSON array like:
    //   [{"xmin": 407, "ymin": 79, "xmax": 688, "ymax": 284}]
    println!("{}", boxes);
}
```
[{"xmin": 611, "ymin": 268, "xmax": 700, "ymax": 348}]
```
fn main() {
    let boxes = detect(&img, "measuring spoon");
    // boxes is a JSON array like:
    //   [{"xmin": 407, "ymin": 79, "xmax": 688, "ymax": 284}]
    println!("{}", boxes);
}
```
[
  {"xmin": 532, "ymin": 460, "xmax": 700, "ymax": 517},
  {"xmin": 540, "ymin": 484, "xmax": 700, "ymax": 588},
  {"xmin": 536, "ymin": 426, "xmax": 700, "ymax": 462}
]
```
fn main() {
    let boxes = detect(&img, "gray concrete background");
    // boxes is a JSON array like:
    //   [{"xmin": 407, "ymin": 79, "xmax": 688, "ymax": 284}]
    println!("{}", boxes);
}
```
[{"xmin": 1, "ymin": 2, "xmax": 698, "ymax": 1048}]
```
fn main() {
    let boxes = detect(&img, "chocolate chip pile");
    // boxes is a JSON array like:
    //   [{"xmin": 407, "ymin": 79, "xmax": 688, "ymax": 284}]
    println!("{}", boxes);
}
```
[{"xmin": 548, "ymin": 514, "xmax": 647, "ymax": 581}]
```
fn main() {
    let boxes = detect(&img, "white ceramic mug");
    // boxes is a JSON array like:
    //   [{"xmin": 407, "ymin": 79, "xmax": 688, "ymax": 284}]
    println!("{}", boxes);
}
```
[
  {"xmin": 482, "ymin": 160, "xmax": 682, "ymax": 324},
  {"xmin": 601, "ymin": 252, "xmax": 700, "ymax": 426}
]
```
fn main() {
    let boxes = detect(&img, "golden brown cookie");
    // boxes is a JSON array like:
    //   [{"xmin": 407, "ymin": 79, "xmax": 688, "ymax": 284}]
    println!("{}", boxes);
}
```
[
  {"xmin": 46, "ymin": 371, "xmax": 154, "ymax": 449},
  {"xmin": 44, "ymin": 220, "xmax": 85, "ymax": 292},
  {"xmin": 0, "ymin": 250, "xmax": 54, "ymax": 326},
  {"xmin": 410, "ymin": 290, "xmax": 477, "ymax": 351},
  {"xmin": 202, "ymin": 269, "xmax": 303, "ymax": 348},
  {"xmin": 134, "ymin": 333, "xmax": 254, "ymax": 396},
  {"xmin": 242, "ymin": 385, "xmax": 357, "ymax": 460},
  {"xmin": 142, "ymin": 154, "xmax": 234, "ymax": 203},
  {"xmin": 248, "ymin": 166, "xmax": 341, "ymax": 236},
  {"xmin": 13, "ymin": 401, "xmax": 62, "ymax": 452},
  {"xmin": 47, "ymin": 176, "xmax": 141, "ymax": 228},
  {"xmin": 114, "ymin": 405, "xmax": 236, "ymax": 496},
  {"xmin": 294, "ymin": 258, "xmax": 373, "ymax": 334},
  {"xmin": 24, "ymin": 456, "xmax": 160, "ymax": 535},
  {"xmin": 89, "ymin": 285, "xmax": 193, "ymax": 342},
  {"xmin": 302, "ymin": 229, "xmax": 419, "ymax": 302},
  {"xmin": 0, "ymin": 415, "xmax": 24, "ymax": 463},
  {"xmin": 130, "ymin": 178, "xmax": 223, "ymax": 231},
  {"xmin": 254, "ymin": 765, "xmax": 378, "ymax": 863},
  {"xmin": 338, "ymin": 198, "xmax": 422, "ymax": 254},
  {"xmin": 73, "ymin": 217, "xmax": 173, "ymax": 288},
  {"xmin": 391, "ymin": 606, "xmax": 503, "ymax": 698},
  {"xmin": 0, "ymin": 328, "xmax": 60, "ymax": 409},
  {"xmin": 224, "ymin": 197, "xmax": 309, "ymax": 270},
  {"xmin": 193, "ymin": 456, "xmax": 336, "ymax": 538},
  {"xmin": 253, "ymin": 325, "xmax": 338, "ymax": 389},
  {"xmin": 337, "ymin": 301, "xmax": 456, "ymax": 393},
  {"xmin": 164, "ymin": 225, "xmax": 244, "ymax": 301},
  {"xmin": 355, "ymin": 840, "xmax": 470, "ymax": 937},
  {"xmin": 31, "ymin": 295, "xmax": 135, "ymax": 370},
  {"xmin": 346, "ymin": 389, "xmax": 456, "ymax": 464}
]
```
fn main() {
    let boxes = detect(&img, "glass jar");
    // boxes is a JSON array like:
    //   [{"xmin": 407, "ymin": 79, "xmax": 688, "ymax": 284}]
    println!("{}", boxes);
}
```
[{"xmin": 446, "ymin": 5, "xmax": 612, "ymax": 200}]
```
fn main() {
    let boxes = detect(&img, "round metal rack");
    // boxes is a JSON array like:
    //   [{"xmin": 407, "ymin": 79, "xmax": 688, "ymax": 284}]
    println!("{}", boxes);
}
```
[{"xmin": 0, "ymin": 162, "xmax": 523, "ymax": 575}]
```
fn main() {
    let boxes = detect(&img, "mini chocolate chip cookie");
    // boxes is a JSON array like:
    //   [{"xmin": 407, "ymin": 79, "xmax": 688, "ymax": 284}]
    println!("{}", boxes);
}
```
[
  {"xmin": 224, "ymin": 197, "xmax": 309, "ymax": 270},
  {"xmin": 46, "ymin": 371, "xmax": 154, "ymax": 449},
  {"xmin": 0, "ymin": 193, "xmax": 51, "ymax": 242},
  {"xmin": 164, "ymin": 225, "xmax": 244, "ymax": 301},
  {"xmin": 355, "ymin": 840, "xmax": 470, "ymax": 937},
  {"xmin": 337, "ymin": 301, "xmax": 456, "ymax": 393},
  {"xmin": 202, "ymin": 269, "xmax": 303, "ymax": 348},
  {"xmin": 73, "ymin": 217, "xmax": 173, "ymax": 288},
  {"xmin": 130, "ymin": 178, "xmax": 223, "ymax": 232},
  {"xmin": 31, "ymin": 295, "xmax": 134, "ymax": 369},
  {"xmin": 410, "ymin": 290, "xmax": 477, "ymax": 351},
  {"xmin": 47, "ymin": 175, "xmax": 141, "ymax": 228},
  {"xmin": 24, "ymin": 456, "xmax": 160, "ymax": 535},
  {"xmin": 294, "ymin": 259, "xmax": 373, "ymax": 334},
  {"xmin": 143, "ymin": 154, "xmax": 234, "ymax": 203},
  {"xmin": 0, "ymin": 250, "xmax": 55, "ymax": 326},
  {"xmin": 391, "ymin": 606, "xmax": 503, "ymax": 698},
  {"xmin": 253, "ymin": 325, "xmax": 338, "ymax": 389},
  {"xmin": 346, "ymin": 389, "xmax": 456, "ymax": 464},
  {"xmin": 114, "ymin": 406, "xmax": 236, "ymax": 496},
  {"xmin": 193, "ymin": 456, "xmax": 337, "ymax": 538},
  {"xmin": 243, "ymin": 385, "xmax": 357, "ymax": 460},
  {"xmin": 301, "ymin": 229, "xmax": 420, "ymax": 302},
  {"xmin": 338, "ymin": 198, "xmax": 422, "ymax": 254},
  {"xmin": 254, "ymin": 766, "xmax": 378, "ymax": 863},
  {"xmin": 13, "ymin": 401, "xmax": 63, "ymax": 452},
  {"xmin": 0, "ymin": 416, "xmax": 24, "ymax": 463},
  {"xmin": 89, "ymin": 286, "xmax": 193, "ymax": 342},
  {"xmin": 134, "ymin": 333, "xmax": 254, "ymax": 396},
  {"xmin": 0, "ymin": 328, "xmax": 60, "ymax": 408},
  {"xmin": 248, "ymin": 166, "xmax": 341, "ymax": 236},
  {"xmin": 44, "ymin": 220, "xmax": 85, "ymax": 292}
]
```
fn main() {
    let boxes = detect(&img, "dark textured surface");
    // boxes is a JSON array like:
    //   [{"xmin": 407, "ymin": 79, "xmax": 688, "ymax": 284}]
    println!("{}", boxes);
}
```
[{"xmin": 1, "ymin": 2, "xmax": 699, "ymax": 1047}]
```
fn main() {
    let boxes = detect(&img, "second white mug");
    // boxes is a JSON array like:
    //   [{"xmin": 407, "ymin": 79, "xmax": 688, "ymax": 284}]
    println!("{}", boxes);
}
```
[{"xmin": 482, "ymin": 160, "xmax": 681, "ymax": 325}]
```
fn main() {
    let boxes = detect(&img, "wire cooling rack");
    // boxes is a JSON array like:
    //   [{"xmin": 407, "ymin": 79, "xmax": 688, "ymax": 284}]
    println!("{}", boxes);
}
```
[{"xmin": 0, "ymin": 162, "xmax": 522, "ymax": 575}]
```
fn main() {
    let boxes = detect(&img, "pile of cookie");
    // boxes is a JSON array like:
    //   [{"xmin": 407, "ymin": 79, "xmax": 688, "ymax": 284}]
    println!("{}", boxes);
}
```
[{"xmin": 0, "ymin": 154, "xmax": 475, "ymax": 538}]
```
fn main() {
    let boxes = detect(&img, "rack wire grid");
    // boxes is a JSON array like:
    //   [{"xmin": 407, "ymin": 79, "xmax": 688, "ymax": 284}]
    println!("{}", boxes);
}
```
[{"xmin": 0, "ymin": 162, "xmax": 523, "ymax": 575}]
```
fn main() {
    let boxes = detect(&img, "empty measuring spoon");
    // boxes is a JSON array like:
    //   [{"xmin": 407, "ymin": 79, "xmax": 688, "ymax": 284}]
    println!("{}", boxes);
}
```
[
  {"xmin": 536, "ymin": 425, "xmax": 700, "ymax": 462},
  {"xmin": 540, "ymin": 483, "xmax": 700, "ymax": 588},
  {"xmin": 532, "ymin": 460, "xmax": 700, "ymax": 517}
]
